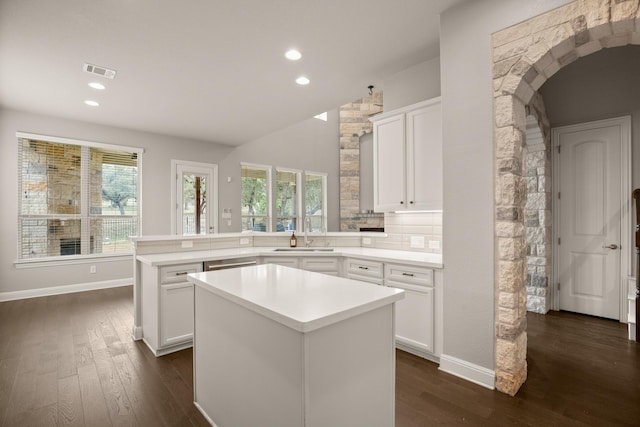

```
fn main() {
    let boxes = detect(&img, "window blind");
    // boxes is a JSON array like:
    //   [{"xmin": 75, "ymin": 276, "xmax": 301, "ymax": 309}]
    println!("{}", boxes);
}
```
[{"xmin": 17, "ymin": 134, "xmax": 142, "ymax": 260}]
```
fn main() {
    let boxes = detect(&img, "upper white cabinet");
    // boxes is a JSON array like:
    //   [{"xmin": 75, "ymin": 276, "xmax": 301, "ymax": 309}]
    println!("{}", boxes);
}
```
[{"xmin": 371, "ymin": 97, "xmax": 442, "ymax": 212}]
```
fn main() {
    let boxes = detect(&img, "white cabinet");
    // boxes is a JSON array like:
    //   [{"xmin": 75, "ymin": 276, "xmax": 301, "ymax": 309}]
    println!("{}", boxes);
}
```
[
  {"xmin": 371, "ymin": 97, "xmax": 442, "ymax": 212},
  {"xmin": 344, "ymin": 258, "xmax": 384, "ymax": 285},
  {"xmin": 385, "ymin": 263, "xmax": 436, "ymax": 360},
  {"xmin": 301, "ymin": 257, "xmax": 340, "ymax": 276},
  {"xmin": 262, "ymin": 256, "xmax": 300, "ymax": 269},
  {"xmin": 141, "ymin": 262, "xmax": 202, "ymax": 356}
]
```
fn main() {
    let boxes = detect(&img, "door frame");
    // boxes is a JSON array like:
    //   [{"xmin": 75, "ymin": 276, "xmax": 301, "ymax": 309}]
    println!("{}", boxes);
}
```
[
  {"xmin": 552, "ymin": 116, "xmax": 632, "ymax": 322},
  {"xmin": 170, "ymin": 159, "xmax": 219, "ymax": 235}
]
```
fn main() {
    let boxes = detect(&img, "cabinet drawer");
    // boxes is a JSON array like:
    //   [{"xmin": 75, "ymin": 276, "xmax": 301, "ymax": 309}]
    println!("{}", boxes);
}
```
[
  {"xmin": 385, "ymin": 264, "xmax": 433, "ymax": 287},
  {"xmin": 160, "ymin": 263, "xmax": 203, "ymax": 284},
  {"xmin": 345, "ymin": 258, "xmax": 383, "ymax": 280}
]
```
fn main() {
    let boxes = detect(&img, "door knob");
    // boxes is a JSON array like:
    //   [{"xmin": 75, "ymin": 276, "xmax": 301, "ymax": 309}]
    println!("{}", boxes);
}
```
[{"xmin": 603, "ymin": 244, "xmax": 619, "ymax": 250}]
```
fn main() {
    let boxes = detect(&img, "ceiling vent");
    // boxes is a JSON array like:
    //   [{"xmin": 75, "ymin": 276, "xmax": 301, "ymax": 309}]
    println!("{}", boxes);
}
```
[{"xmin": 83, "ymin": 63, "xmax": 116, "ymax": 79}]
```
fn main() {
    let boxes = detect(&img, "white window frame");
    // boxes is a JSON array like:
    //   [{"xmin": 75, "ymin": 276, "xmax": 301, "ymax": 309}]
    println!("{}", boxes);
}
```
[
  {"xmin": 15, "ymin": 132, "xmax": 143, "ymax": 266},
  {"xmin": 303, "ymin": 171, "xmax": 328, "ymax": 233},
  {"xmin": 241, "ymin": 162, "xmax": 272, "ymax": 232},
  {"xmin": 275, "ymin": 167, "xmax": 302, "ymax": 232},
  {"xmin": 170, "ymin": 160, "xmax": 218, "ymax": 235}
]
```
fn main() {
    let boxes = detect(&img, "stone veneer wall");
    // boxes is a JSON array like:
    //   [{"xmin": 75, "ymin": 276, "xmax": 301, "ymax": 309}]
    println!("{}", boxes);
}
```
[
  {"xmin": 524, "ymin": 95, "xmax": 552, "ymax": 314},
  {"xmin": 492, "ymin": 0, "xmax": 640, "ymax": 395},
  {"xmin": 339, "ymin": 92, "xmax": 384, "ymax": 231}
]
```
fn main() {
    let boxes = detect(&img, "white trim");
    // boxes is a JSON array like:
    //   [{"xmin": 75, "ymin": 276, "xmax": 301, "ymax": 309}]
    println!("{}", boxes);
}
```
[
  {"xmin": 14, "ymin": 253, "xmax": 132, "ymax": 268},
  {"xmin": 438, "ymin": 354, "xmax": 495, "ymax": 390},
  {"xmin": 551, "ymin": 116, "xmax": 631, "ymax": 324},
  {"xmin": 0, "ymin": 278, "xmax": 132, "ymax": 302},
  {"xmin": 16, "ymin": 131, "xmax": 144, "ymax": 154}
]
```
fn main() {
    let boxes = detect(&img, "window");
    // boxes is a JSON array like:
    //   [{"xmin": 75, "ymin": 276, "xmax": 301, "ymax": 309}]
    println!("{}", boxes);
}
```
[
  {"xmin": 275, "ymin": 168, "xmax": 301, "ymax": 232},
  {"xmin": 241, "ymin": 163, "xmax": 271, "ymax": 232},
  {"xmin": 172, "ymin": 160, "xmax": 218, "ymax": 235},
  {"xmin": 17, "ymin": 133, "xmax": 142, "ymax": 260},
  {"xmin": 304, "ymin": 172, "xmax": 327, "ymax": 232}
]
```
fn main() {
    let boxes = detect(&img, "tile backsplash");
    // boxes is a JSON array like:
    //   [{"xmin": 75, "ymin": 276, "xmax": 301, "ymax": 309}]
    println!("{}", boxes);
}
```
[{"xmin": 365, "ymin": 212, "xmax": 442, "ymax": 254}]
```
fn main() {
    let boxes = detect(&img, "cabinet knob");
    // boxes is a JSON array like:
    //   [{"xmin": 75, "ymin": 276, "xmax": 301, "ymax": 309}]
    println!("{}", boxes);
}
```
[
  {"xmin": 400, "ymin": 201, "xmax": 404, "ymax": 205},
  {"xmin": 409, "ymin": 201, "xmax": 414, "ymax": 204}
]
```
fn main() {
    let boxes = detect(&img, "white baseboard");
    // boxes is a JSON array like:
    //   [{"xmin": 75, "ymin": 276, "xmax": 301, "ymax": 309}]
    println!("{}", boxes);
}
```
[
  {"xmin": 132, "ymin": 325, "xmax": 144, "ymax": 341},
  {"xmin": 0, "ymin": 278, "xmax": 132, "ymax": 302},
  {"xmin": 438, "ymin": 354, "xmax": 495, "ymax": 390}
]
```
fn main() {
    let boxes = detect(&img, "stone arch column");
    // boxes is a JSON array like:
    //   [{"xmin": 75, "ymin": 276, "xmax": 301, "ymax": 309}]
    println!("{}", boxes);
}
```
[{"xmin": 492, "ymin": 0, "xmax": 640, "ymax": 395}]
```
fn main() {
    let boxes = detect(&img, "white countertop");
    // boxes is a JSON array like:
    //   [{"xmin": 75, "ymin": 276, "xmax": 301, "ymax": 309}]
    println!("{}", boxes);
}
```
[
  {"xmin": 136, "ymin": 246, "xmax": 443, "ymax": 269},
  {"xmin": 188, "ymin": 264, "xmax": 404, "ymax": 333}
]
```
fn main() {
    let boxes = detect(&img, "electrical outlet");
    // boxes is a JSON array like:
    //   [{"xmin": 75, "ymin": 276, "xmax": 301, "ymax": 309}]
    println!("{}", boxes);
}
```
[
  {"xmin": 90, "ymin": 265, "xmax": 97, "ymax": 274},
  {"xmin": 410, "ymin": 236, "xmax": 425, "ymax": 249},
  {"xmin": 428, "ymin": 240, "xmax": 441, "ymax": 249},
  {"xmin": 239, "ymin": 238, "xmax": 250, "ymax": 245},
  {"xmin": 362, "ymin": 237, "xmax": 372, "ymax": 245},
  {"xmin": 181, "ymin": 240, "xmax": 193, "ymax": 248}
]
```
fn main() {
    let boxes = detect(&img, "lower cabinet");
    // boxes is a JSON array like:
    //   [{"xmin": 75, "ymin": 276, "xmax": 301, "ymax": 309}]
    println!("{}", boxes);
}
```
[
  {"xmin": 159, "ymin": 282, "xmax": 194, "ymax": 348},
  {"xmin": 301, "ymin": 257, "xmax": 340, "ymax": 276},
  {"xmin": 384, "ymin": 263, "xmax": 438, "ymax": 361},
  {"xmin": 141, "ymin": 261, "xmax": 202, "ymax": 356},
  {"xmin": 262, "ymin": 256, "xmax": 340, "ymax": 275},
  {"xmin": 262, "ymin": 256, "xmax": 300, "ymax": 268}
]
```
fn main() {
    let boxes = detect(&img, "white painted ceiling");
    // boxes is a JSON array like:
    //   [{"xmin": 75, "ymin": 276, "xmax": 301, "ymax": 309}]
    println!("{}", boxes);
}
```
[{"xmin": 0, "ymin": 0, "xmax": 468, "ymax": 146}]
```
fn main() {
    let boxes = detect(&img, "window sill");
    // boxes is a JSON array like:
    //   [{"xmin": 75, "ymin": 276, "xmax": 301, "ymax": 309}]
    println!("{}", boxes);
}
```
[{"xmin": 14, "ymin": 253, "xmax": 132, "ymax": 269}]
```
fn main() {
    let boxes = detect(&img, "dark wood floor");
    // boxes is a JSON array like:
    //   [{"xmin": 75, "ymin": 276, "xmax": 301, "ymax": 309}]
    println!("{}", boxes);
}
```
[{"xmin": 1, "ymin": 286, "xmax": 638, "ymax": 426}]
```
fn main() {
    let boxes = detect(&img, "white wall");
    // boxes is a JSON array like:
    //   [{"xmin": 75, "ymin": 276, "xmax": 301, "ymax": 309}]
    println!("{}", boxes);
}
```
[
  {"xmin": 439, "ymin": 0, "xmax": 573, "ymax": 372},
  {"xmin": 217, "ymin": 109, "xmax": 341, "ymax": 233},
  {"xmin": 539, "ymin": 45, "xmax": 640, "ymax": 189},
  {"xmin": 0, "ymin": 108, "xmax": 233, "ymax": 295},
  {"xmin": 383, "ymin": 57, "xmax": 441, "ymax": 111}
]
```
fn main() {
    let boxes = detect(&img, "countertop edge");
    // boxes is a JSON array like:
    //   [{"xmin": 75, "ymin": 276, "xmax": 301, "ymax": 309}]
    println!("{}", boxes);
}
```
[
  {"xmin": 136, "ymin": 247, "xmax": 443, "ymax": 269},
  {"xmin": 189, "ymin": 268, "xmax": 405, "ymax": 333}
]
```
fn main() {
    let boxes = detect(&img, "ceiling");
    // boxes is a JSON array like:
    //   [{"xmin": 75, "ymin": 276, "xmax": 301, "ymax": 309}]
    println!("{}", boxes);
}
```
[{"xmin": 0, "ymin": 0, "xmax": 468, "ymax": 146}]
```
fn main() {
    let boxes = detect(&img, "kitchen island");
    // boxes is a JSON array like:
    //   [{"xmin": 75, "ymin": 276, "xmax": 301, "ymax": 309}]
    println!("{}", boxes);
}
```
[{"xmin": 188, "ymin": 264, "xmax": 404, "ymax": 427}]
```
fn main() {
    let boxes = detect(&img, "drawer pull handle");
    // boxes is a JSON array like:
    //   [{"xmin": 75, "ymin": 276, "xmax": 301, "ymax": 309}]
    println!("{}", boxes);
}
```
[
  {"xmin": 358, "ymin": 266, "xmax": 369, "ymax": 270},
  {"xmin": 175, "ymin": 272, "xmax": 189, "ymax": 276},
  {"xmin": 402, "ymin": 272, "xmax": 414, "ymax": 277}
]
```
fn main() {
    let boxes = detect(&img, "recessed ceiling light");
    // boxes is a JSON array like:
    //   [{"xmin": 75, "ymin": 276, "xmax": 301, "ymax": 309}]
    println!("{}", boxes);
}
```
[
  {"xmin": 296, "ymin": 76, "xmax": 310, "ymax": 85},
  {"xmin": 84, "ymin": 100, "xmax": 100, "ymax": 107},
  {"xmin": 285, "ymin": 49, "xmax": 302, "ymax": 61},
  {"xmin": 88, "ymin": 82, "xmax": 105, "ymax": 90}
]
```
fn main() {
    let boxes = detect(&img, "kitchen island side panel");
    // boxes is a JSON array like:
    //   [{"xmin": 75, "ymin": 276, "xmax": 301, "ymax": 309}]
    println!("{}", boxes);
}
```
[
  {"xmin": 194, "ymin": 285, "xmax": 305, "ymax": 427},
  {"xmin": 194, "ymin": 284, "xmax": 396, "ymax": 427},
  {"xmin": 304, "ymin": 303, "xmax": 395, "ymax": 427}
]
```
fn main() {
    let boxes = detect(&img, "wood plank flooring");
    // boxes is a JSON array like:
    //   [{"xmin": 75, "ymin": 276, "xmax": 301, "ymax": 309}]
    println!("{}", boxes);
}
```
[{"xmin": 1, "ymin": 286, "xmax": 638, "ymax": 426}]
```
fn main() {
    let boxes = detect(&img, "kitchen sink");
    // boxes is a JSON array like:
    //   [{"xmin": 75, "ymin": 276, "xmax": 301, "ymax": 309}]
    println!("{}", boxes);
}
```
[{"xmin": 273, "ymin": 248, "xmax": 334, "ymax": 252}]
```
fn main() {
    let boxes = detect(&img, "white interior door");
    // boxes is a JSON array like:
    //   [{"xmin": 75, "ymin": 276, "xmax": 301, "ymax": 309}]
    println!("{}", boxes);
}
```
[
  {"xmin": 557, "ymin": 121, "xmax": 622, "ymax": 320},
  {"xmin": 172, "ymin": 161, "xmax": 218, "ymax": 235}
]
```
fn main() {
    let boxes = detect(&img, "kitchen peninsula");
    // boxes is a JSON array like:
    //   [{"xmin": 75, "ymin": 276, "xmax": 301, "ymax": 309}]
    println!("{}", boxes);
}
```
[
  {"xmin": 188, "ymin": 264, "xmax": 404, "ymax": 427},
  {"xmin": 132, "ymin": 232, "xmax": 443, "ymax": 361}
]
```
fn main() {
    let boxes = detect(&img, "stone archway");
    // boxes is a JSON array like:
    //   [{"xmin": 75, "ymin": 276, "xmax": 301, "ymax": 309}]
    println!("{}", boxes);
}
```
[{"xmin": 492, "ymin": 0, "xmax": 640, "ymax": 395}]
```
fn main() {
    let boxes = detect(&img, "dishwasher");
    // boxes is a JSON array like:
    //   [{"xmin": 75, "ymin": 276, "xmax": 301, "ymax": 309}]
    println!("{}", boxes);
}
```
[{"xmin": 203, "ymin": 258, "xmax": 257, "ymax": 271}]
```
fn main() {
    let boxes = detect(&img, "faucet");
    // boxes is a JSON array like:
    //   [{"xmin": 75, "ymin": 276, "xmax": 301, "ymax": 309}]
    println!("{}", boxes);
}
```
[{"xmin": 304, "ymin": 217, "xmax": 313, "ymax": 247}]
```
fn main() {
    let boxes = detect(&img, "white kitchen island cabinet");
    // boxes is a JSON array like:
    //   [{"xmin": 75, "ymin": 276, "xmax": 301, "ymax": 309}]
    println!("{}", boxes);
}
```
[{"xmin": 188, "ymin": 264, "xmax": 404, "ymax": 427}]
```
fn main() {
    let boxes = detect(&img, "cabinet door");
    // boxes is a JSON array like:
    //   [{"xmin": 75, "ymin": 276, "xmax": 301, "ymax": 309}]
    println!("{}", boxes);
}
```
[
  {"xmin": 389, "ymin": 281, "xmax": 434, "ymax": 354},
  {"xmin": 373, "ymin": 113, "xmax": 406, "ymax": 212},
  {"xmin": 160, "ymin": 282, "xmax": 194, "ymax": 348},
  {"xmin": 406, "ymin": 101, "xmax": 442, "ymax": 210}
]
